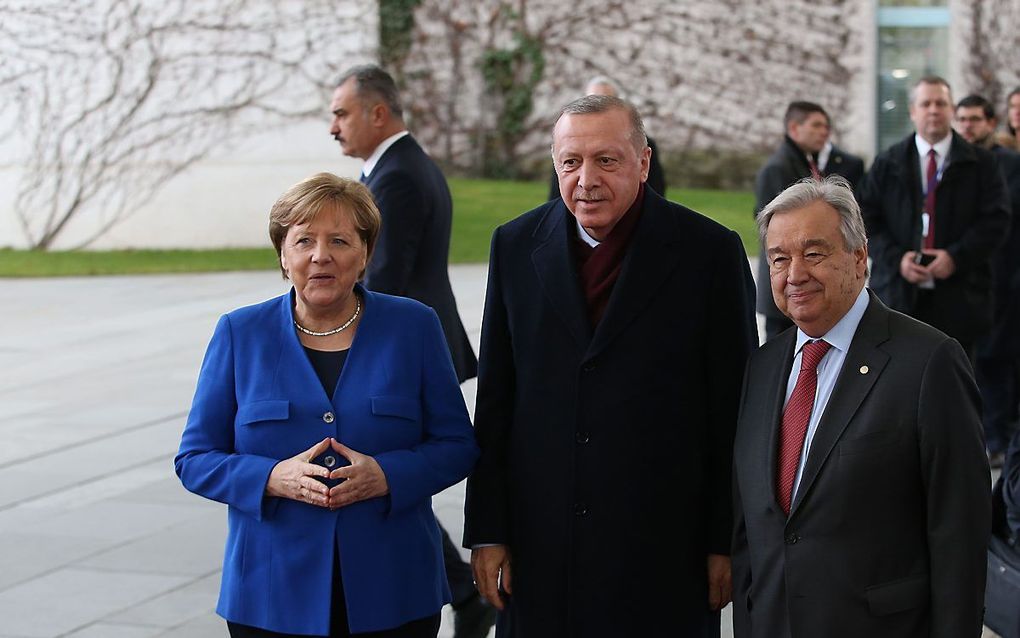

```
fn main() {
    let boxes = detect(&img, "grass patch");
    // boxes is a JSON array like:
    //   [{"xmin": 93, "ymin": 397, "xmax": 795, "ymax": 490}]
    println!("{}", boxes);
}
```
[
  {"xmin": 0, "ymin": 180, "xmax": 756, "ymax": 277},
  {"xmin": 448, "ymin": 178, "xmax": 757, "ymax": 261},
  {"xmin": 0, "ymin": 247, "xmax": 278, "ymax": 277}
]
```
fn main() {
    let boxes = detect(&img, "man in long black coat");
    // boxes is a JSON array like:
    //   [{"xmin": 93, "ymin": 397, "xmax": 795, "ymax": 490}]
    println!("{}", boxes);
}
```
[
  {"xmin": 465, "ymin": 95, "xmax": 757, "ymax": 637},
  {"xmin": 755, "ymin": 101, "xmax": 865, "ymax": 340},
  {"xmin": 859, "ymin": 76, "xmax": 1009, "ymax": 357}
]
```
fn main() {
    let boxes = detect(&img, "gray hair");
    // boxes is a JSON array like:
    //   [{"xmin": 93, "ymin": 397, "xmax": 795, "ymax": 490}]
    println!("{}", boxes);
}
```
[
  {"xmin": 757, "ymin": 175, "xmax": 867, "ymax": 253},
  {"xmin": 585, "ymin": 76, "xmax": 620, "ymax": 97},
  {"xmin": 553, "ymin": 94, "xmax": 648, "ymax": 153},
  {"xmin": 335, "ymin": 64, "xmax": 404, "ymax": 119}
]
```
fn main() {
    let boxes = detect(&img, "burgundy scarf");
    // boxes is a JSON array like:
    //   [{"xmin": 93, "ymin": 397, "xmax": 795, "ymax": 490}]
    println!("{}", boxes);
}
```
[{"xmin": 572, "ymin": 185, "xmax": 645, "ymax": 328}]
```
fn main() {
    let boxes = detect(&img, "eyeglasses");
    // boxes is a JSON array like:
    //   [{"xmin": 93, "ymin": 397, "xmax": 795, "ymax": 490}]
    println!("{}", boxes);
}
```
[{"xmin": 955, "ymin": 115, "xmax": 988, "ymax": 124}]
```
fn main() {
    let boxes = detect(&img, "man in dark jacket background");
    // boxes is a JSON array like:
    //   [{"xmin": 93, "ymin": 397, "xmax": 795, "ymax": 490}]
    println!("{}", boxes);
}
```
[
  {"xmin": 859, "ymin": 76, "xmax": 1009, "ymax": 358},
  {"xmin": 755, "ymin": 101, "xmax": 865, "ymax": 340},
  {"xmin": 954, "ymin": 93, "xmax": 1020, "ymax": 467}
]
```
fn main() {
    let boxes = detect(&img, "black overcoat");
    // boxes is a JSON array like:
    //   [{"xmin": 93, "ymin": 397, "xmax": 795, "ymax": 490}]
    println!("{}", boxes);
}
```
[
  {"xmin": 859, "ymin": 131, "xmax": 1009, "ymax": 343},
  {"xmin": 464, "ymin": 190, "xmax": 757, "ymax": 637}
]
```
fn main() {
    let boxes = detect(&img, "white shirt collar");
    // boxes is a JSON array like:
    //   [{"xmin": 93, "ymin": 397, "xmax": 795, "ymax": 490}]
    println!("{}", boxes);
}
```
[
  {"xmin": 914, "ymin": 132, "xmax": 952, "ymax": 161},
  {"xmin": 794, "ymin": 287, "xmax": 870, "ymax": 357},
  {"xmin": 575, "ymin": 219, "xmax": 600, "ymax": 247},
  {"xmin": 817, "ymin": 141, "xmax": 833, "ymax": 173},
  {"xmin": 361, "ymin": 130, "xmax": 409, "ymax": 178}
]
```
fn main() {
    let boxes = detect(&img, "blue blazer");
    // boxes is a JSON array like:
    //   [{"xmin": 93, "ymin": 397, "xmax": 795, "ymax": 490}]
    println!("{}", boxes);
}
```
[{"xmin": 175, "ymin": 286, "xmax": 478, "ymax": 635}]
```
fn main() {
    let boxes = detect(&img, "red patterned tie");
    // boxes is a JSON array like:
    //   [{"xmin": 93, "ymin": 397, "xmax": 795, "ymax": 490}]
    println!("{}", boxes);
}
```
[
  {"xmin": 924, "ymin": 149, "xmax": 937, "ymax": 249},
  {"xmin": 776, "ymin": 339, "xmax": 832, "ymax": 515},
  {"xmin": 808, "ymin": 157, "xmax": 821, "ymax": 181}
]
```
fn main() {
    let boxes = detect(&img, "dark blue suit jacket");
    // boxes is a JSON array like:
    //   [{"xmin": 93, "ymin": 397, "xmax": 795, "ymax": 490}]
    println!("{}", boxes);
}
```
[
  {"xmin": 175, "ymin": 287, "xmax": 478, "ymax": 634},
  {"xmin": 363, "ymin": 134, "xmax": 477, "ymax": 383}
]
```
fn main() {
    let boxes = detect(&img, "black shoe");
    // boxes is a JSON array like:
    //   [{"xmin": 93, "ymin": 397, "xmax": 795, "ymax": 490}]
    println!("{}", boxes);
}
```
[{"xmin": 453, "ymin": 594, "xmax": 496, "ymax": 638}]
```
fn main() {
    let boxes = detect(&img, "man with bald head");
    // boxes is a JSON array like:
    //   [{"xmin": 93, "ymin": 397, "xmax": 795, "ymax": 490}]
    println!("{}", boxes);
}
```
[{"xmin": 465, "ymin": 95, "xmax": 757, "ymax": 636}]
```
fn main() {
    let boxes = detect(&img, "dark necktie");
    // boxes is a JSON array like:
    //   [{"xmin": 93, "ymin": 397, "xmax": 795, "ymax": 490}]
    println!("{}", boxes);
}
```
[
  {"xmin": 359, "ymin": 172, "xmax": 368, "ymax": 184},
  {"xmin": 776, "ymin": 339, "xmax": 832, "ymax": 515},
  {"xmin": 808, "ymin": 157, "xmax": 821, "ymax": 181},
  {"xmin": 923, "ymin": 149, "xmax": 938, "ymax": 249}
]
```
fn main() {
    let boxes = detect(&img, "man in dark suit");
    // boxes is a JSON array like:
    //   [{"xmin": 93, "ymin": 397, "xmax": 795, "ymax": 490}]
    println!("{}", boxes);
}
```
[
  {"xmin": 955, "ymin": 94, "xmax": 1020, "ymax": 468},
  {"xmin": 329, "ymin": 65, "xmax": 490, "ymax": 638},
  {"xmin": 546, "ymin": 77, "xmax": 666, "ymax": 200},
  {"xmin": 732, "ymin": 176, "xmax": 990, "ymax": 638},
  {"xmin": 859, "ymin": 76, "xmax": 1009, "ymax": 358},
  {"xmin": 755, "ymin": 101, "xmax": 865, "ymax": 340},
  {"xmin": 466, "ymin": 94, "xmax": 757, "ymax": 637}
]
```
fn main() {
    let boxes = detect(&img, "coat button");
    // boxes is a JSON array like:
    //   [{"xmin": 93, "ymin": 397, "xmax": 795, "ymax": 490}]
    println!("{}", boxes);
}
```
[
  {"xmin": 575, "ymin": 432, "xmax": 591, "ymax": 444},
  {"xmin": 574, "ymin": 503, "xmax": 589, "ymax": 517},
  {"xmin": 784, "ymin": 533, "xmax": 800, "ymax": 545},
  {"xmin": 323, "ymin": 412, "xmax": 335, "ymax": 423},
  {"xmin": 323, "ymin": 455, "xmax": 337, "ymax": 468}
]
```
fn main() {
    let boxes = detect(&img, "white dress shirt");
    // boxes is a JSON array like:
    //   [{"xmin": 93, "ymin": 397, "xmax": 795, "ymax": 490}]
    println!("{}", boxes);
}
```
[
  {"xmin": 817, "ymin": 141, "xmax": 832, "ymax": 174},
  {"xmin": 913, "ymin": 132, "xmax": 952, "ymax": 194},
  {"xmin": 785, "ymin": 287, "xmax": 870, "ymax": 500},
  {"xmin": 361, "ymin": 130, "xmax": 410, "ymax": 179}
]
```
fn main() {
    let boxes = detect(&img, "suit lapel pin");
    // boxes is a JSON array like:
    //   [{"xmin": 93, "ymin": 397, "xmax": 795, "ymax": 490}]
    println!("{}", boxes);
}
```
[{"xmin": 859, "ymin": 365, "xmax": 869, "ymax": 374}]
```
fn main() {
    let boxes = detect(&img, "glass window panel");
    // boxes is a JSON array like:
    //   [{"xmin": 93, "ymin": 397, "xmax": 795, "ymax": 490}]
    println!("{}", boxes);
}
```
[
  {"xmin": 879, "ymin": 0, "xmax": 947, "ymax": 6},
  {"xmin": 876, "ymin": 26, "xmax": 948, "ymax": 151}
]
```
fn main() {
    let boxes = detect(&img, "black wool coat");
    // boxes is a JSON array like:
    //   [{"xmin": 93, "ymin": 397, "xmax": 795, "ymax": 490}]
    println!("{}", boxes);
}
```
[
  {"xmin": 858, "ymin": 131, "xmax": 1009, "ymax": 343},
  {"xmin": 465, "ymin": 190, "xmax": 757, "ymax": 637}
]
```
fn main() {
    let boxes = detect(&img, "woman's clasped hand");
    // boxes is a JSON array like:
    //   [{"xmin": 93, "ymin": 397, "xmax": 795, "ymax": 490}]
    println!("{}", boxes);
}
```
[{"xmin": 265, "ymin": 437, "xmax": 390, "ymax": 509}]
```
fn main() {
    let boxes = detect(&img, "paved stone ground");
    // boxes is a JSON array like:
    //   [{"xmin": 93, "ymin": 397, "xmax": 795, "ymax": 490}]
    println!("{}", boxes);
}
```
[{"xmin": 0, "ymin": 265, "xmax": 998, "ymax": 637}]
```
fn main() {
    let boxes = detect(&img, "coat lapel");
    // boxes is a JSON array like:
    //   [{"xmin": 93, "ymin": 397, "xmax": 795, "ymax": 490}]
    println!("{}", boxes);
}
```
[
  {"xmin": 898, "ymin": 137, "xmax": 922, "ymax": 215},
  {"xmin": 788, "ymin": 292, "xmax": 891, "ymax": 518},
  {"xmin": 585, "ymin": 194, "xmax": 682, "ymax": 359},
  {"xmin": 531, "ymin": 201, "xmax": 592, "ymax": 349},
  {"xmin": 766, "ymin": 333, "xmax": 798, "ymax": 511}
]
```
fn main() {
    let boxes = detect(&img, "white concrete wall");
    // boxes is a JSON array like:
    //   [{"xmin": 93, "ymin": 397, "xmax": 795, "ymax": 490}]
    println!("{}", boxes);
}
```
[{"xmin": 1, "ymin": 122, "xmax": 362, "ymax": 250}]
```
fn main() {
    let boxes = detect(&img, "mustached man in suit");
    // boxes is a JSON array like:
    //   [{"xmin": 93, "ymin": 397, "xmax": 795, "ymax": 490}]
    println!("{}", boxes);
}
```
[
  {"xmin": 329, "ymin": 65, "xmax": 491, "ymax": 638},
  {"xmin": 732, "ymin": 175, "xmax": 990, "ymax": 638},
  {"xmin": 466, "ymin": 94, "xmax": 757, "ymax": 637}
]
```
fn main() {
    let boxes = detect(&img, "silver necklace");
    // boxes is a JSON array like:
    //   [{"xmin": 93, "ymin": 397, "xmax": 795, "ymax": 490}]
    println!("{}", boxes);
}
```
[{"xmin": 294, "ymin": 296, "xmax": 361, "ymax": 337}]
